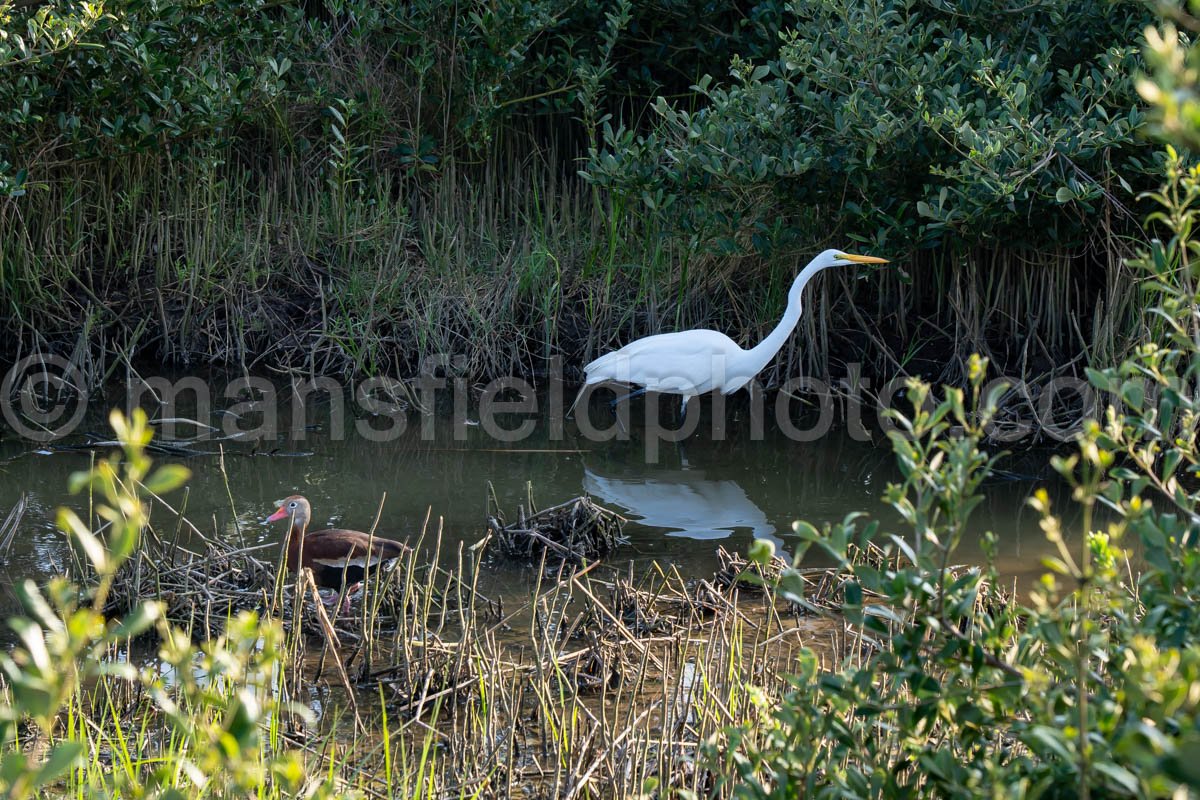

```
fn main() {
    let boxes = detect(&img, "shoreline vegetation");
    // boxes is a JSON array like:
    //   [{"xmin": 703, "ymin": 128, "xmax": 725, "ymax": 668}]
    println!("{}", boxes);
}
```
[
  {"xmin": 1, "ymin": 148, "xmax": 1146, "ymax": 390},
  {"xmin": 2, "ymin": 409, "xmax": 869, "ymax": 799},
  {"xmin": 9, "ymin": 1, "xmax": 1200, "ymax": 798},
  {"xmin": 7, "ymin": 308, "xmax": 1200, "ymax": 796},
  {"xmin": 2, "ymin": 155, "xmax": 1144, "ymax": 402},
  {"xmin": 0, "ymin": 0, "xmax": 1158, "ymax": 391}
]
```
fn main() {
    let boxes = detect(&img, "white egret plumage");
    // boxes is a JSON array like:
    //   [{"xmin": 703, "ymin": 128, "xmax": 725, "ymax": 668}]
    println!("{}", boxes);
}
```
[{"xmin": 579, "ymin": 248, "xmax": 889, "ymax": 413}]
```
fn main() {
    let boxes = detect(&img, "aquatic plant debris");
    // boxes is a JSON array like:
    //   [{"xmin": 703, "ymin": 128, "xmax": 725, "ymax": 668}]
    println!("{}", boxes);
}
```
[{"xmin": 486, "ymin": 484, "xmax": 627, "ymax": 564}]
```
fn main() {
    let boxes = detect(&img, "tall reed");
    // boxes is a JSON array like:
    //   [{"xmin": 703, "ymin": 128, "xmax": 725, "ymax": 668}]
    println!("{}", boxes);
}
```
[{"xmin": 0, "ymin": 147, "xmax": 1141, "ymax": 390}]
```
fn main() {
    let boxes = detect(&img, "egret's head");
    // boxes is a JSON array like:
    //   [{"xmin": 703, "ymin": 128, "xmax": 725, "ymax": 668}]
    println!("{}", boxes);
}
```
[
  {"xmin": 791, "ymin": 249, "xmax": 889, "ymax": 292},
  {"xmin": 822, "ymin": 248, "xmax": 889, "ymax": 269},
  {"xmin": 266, "ymin": 494, "xmax": 312, "ymax": 528}
]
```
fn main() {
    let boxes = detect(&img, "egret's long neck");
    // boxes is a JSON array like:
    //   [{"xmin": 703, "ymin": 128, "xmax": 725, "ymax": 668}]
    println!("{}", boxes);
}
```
[{"xmin": 743, "ymin": 260, "xmax": 827, "ymax": 372}]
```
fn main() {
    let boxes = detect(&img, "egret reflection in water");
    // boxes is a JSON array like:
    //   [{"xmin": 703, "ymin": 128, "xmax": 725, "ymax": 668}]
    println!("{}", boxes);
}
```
[{"xmin": 582, "ymin": 463, "xmax": 782, "ymax": 551}]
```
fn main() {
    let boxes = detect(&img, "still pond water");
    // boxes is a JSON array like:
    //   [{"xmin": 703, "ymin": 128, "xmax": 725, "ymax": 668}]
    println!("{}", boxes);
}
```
[{"xmin": 0, "ymin": 384, "xmax": 1078, "ymax": 610}]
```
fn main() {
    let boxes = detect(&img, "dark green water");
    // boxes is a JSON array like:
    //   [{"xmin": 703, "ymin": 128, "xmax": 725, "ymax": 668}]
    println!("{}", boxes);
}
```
[{"xmin": 0, "ymin": 382, "xmax": 1076, "ymax": 608}]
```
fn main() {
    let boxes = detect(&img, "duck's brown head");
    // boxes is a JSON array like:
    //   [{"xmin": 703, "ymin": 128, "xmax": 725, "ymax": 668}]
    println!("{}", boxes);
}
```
[{"xmin": 266, "ymin": 495, "xmax": 312, "ymax": 531}]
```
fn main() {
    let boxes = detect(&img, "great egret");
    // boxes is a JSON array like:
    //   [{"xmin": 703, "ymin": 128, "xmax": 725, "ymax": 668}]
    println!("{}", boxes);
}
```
[{"xmin": 581, "ymin": 248, "xmax": 889, "ymax": 412}]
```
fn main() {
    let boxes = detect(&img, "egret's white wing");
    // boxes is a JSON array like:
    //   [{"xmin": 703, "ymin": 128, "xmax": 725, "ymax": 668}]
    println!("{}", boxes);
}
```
[{"xmin": 584, "ymin": 330, "xmax": 744, "ymax": 394}]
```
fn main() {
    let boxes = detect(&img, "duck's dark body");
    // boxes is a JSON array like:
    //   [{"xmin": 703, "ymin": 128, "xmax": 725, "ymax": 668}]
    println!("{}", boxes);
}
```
[
  {"xmin": 267, "ymin": 495, "xmax": 407, "ymax": 589},
  {"xmin": 285, "ymin": 527, "xmax": 407, "ymax": 588}
]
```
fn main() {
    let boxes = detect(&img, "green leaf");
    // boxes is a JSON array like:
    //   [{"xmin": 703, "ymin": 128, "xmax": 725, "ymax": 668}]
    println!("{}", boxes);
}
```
[
  {"xmin": 15, "ymin": 581, "xmax": 62, "ymax": 633},
  {"xmin": 747, "ymin": 538, "xmax": 775, "ymax": 566},
  {"xmin": 1026, "ymin": 725, "xmax": 1072, "ymax": 761},
  {"xmin": 864, "ymin": 604, "xmax": 904, "ymax": 625},
  {"xmin": 109, "ymin": 522, "xmax": 138, "ymax": 564},
  {"xmin": 791, "ymin": 520, "xmax": 821, "ymax": 541},
  {"xmin": 1120, "ymin": 379, "xmax": 1145, "ymax": 410},
  {"xmin": 33, "ymin": 742, "xmax": 83, "ymax": 788},
  {"xmin": 1092, "ymin": 762, "xmax": 1139, "ymax": 794},
  {"xmin": 57, "ymin": 508, "xmax": 107, "ymax": 575},
  {"xmin": 777, "ymin": 572, "xmax": 807, "ymax": 606},
  {"xmin": 0, "ymin": 751, "xmax": 29, "ymax": 789},
  {"xmin": 109, "ymin": 601, "xmax": 163, "ymax": 640},
  {"xmin": 1040, "ymin": 556, "xmax": 1072, "ymax": 575},
  {"xmin": 143, "ymin": 465, "xmax": 190, "ymax": 495},
  {"xmin": 1086, "ymin": 367, "xmax": 1118, "ymax": 393},
  {"xmin": 225, "ymin": 690, "xmax": 260, "ymax": 747},
  {"xmin": 9, "ymin": 619, "xmax": 50, "ymax": 673}
]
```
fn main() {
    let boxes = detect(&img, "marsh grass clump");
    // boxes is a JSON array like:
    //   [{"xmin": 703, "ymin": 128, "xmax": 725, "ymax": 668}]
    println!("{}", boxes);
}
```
[
  {"xmin": 487, "ymin": 486, "xmax": 626, "ymax": 564},
  {"xmin": 606, "ymin": 576, "xmax": 674, "ymax": 636},
  {"xmin": 91, "ymin": 477, "xmax": 515, "ymax": 656},
  {"xmin": 101, "ymin": 528, "xmax": 275, "ymax": 639},
  {"xmin": 715, "ymin": 544, "xmax": 788, "ymax": 591},
  {"xmin": 3, "ymin": 413, "xmax": 843, "ymax": 799}
]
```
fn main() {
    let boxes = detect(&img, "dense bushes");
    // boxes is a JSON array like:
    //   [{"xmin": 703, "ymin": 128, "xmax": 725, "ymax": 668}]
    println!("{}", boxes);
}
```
[
  {"xmin": 712, "ymin": 13, "xmax": 1200, "ymax": 793},
  {"xmin": 0, "ymin": 0, "xmax": 1168, "ymax": 384},
  {"xmin": 0, "ymin": 0, "xmax": 795, "ymax": 192},
  {"xmin": 584, "ymin": 0, "xmax": 1154, "ymax": 254},
  {"xmin": 716, "ymin": 148, "xmax": 1200, "ymax": 796},
  {"xmin": 0, "ymin": 1, "xmax": 293, "ymax": 191}
]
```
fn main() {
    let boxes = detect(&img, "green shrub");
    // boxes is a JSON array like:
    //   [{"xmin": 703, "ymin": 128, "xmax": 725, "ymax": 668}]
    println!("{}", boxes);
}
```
[
  {"xmin": 0, "ymin": 410, "xmax": 316, "ymax": 799},
  {"xmin": 712, "ymin": 145, "xmax": 1200, "ymax": 798},
  {"xmin": 710, "ymin": 14, "xmax": 1200, "ymax": 785},
  {"xmin": 0, "ymin": 0, "xmax": 798, "ymax": 196},
  {"xmin": 584, "ymin": 0, "xmax": 1154, "ymax": 254}
]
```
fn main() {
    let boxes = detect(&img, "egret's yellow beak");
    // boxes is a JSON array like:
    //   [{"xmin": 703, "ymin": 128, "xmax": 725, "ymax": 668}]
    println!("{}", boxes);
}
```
[{"xmin": 836, "ymin": 253, "xmax": 890, "ymax": 264}]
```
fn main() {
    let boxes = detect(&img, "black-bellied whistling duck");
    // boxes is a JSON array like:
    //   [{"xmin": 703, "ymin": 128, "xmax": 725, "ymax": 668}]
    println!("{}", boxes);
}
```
[{"xmin": 266, "ymin": 495, "xmax": 406, "ymax": 588}]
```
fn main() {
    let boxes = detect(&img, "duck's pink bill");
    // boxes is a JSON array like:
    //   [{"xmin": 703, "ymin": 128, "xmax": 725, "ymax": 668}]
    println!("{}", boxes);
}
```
[{"xmin": 266, "ymin": 507, "xmax": 290, "ymax": 522}]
